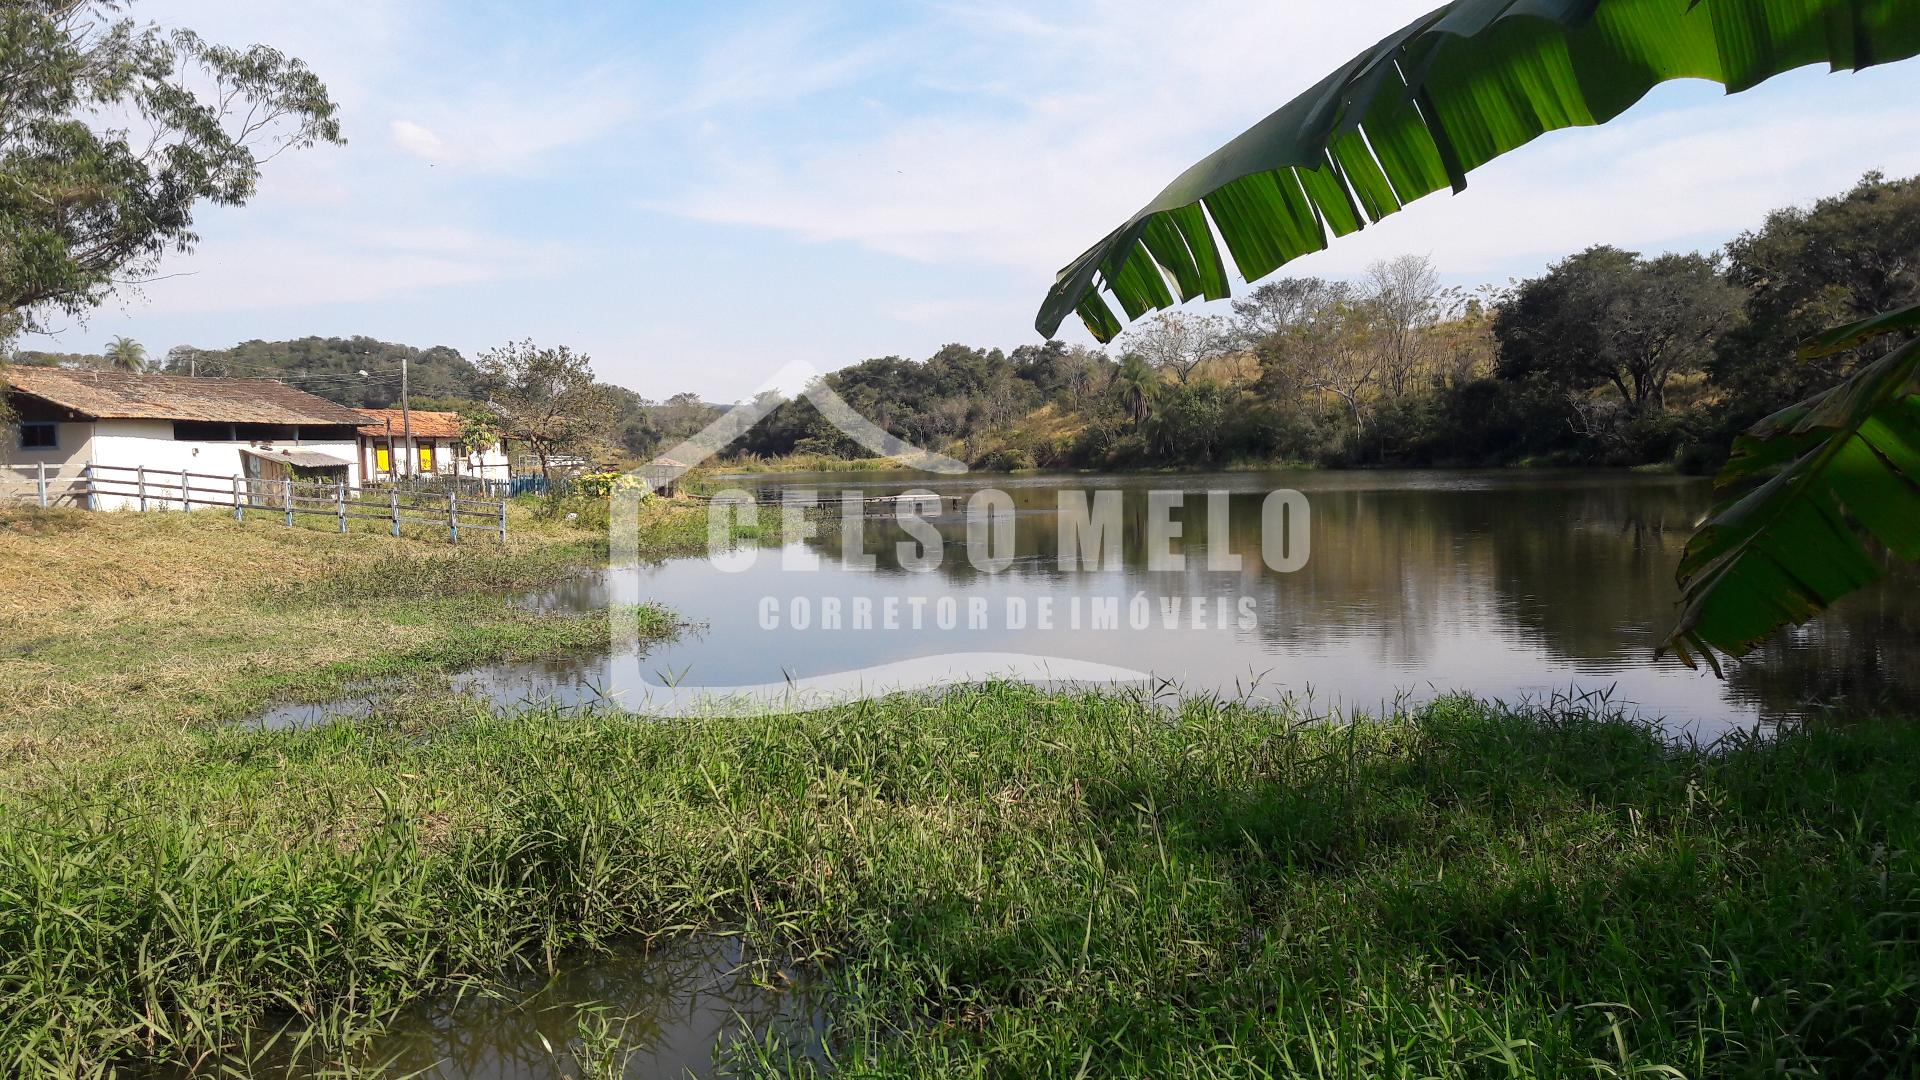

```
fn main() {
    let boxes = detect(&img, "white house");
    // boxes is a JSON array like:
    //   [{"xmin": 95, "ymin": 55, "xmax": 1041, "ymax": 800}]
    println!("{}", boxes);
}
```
[
  {"xmin": 2, "ymin": 367, "xmax": 367, "ymax": 509},
  {"xmin": 355, "ymin": 409, "xmax": 509, "ymax": 486}
]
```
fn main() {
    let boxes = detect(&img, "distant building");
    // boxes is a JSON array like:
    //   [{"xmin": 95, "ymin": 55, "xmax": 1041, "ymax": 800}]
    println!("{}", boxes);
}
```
[
  {"xmin": 354, "ymin": 409, "xmax": 509, "ymax": 485},
  {"xmin": 2, "ymin": 368, "xmax": 365, "ymax": 507},
  {"xmin": 640, "ymin": 456, "xmax": 689, "ymax": 497}
]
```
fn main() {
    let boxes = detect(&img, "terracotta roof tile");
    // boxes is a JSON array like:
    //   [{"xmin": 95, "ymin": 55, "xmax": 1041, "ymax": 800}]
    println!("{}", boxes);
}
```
[{"xmin": 354, "ymin": 409, "xmax": 466, "ymax": 439}]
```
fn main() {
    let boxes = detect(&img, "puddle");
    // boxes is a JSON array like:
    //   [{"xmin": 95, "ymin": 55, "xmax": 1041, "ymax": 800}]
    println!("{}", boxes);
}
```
[
  {"xmin": 170, "ymin": 937, "xmax": 830, "ymax": 1078},
  {"xmin": 250, "ymin": 681, "xmax": 411, "ymax": 731}
]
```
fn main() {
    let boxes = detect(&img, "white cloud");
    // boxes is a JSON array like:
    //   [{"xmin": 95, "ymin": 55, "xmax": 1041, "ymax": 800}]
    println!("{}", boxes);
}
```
[
  {"xmin": 659, "ymin": 0, "xmax": 1920, "ymax": 297},
  {"xmin": 661, "ymin": 0, "xmax": 1439, "ymax": 272},
  {"xmin": 389, "ymin": 120, "xmax": 449, "ymax": 161},
  {"xmin": 387, "ymin": 71, "xmax": 639, "ymax": 172},
  {"xmin": 130, "ymin": 221, "xmax": 571, "ymax": 316}
]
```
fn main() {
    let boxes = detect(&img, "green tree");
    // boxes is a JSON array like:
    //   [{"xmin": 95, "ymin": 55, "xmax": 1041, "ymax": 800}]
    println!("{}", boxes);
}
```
[
  {"xmin": 1030, "ymin": 0, "xmax": 1920, "ymax": 665},
  {"xmin": 0, "ymin": 1, "xmax": 342, "ymax": 335},
  {"xmin": 102, "ymin": 336, "xmax": 145, "ymax": 372},
  {"xmin": 1713, "ymin": 172, "xmax": 1920, "ymax": 427},
  {"xmin": 1496, "ymin": 247, "xmax": 1742, "ymax": 416},
  {"xmin": 473, "ymin": 340, "xmax": 620, "ymax": 482},
  {"xmin": 1112, "ymin": 353, "xmax": 1158, "ymax": 425}
]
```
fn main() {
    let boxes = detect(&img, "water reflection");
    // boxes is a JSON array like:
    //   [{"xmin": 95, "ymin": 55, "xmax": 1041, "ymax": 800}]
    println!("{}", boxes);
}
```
[
  {"xmin": 561, "ymin": 470, "xmax": 1915, "ymax": 736},
  {"xmin": 263, "ymin": 471, "xmax": 1919, "ymax": 739},
  {"xmin": 183, "ymin": 937, "xmax": 826, "ymax": 1079}
]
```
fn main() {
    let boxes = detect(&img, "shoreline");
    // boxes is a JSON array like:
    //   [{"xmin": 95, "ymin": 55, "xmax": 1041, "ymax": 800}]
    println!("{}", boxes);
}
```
[{"xmin": 3, "ymin": 507, "xmax": 1912, "ymax": 1076}]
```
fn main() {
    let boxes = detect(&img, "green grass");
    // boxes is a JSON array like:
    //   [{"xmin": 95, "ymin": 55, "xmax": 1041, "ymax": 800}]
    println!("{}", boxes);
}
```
[{"xmin": 2, "ymin": 684, "xmax": 1915, "ymax": 1077}]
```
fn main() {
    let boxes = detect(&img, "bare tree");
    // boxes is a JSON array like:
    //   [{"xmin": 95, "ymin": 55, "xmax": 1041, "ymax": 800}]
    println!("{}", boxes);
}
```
[
  {"xmin": 1365, "ymin": 254, "xmax": 1443, "ymax": 398},
  {"xmin": 1119, "ymin": 311, "xmax": 1234, "ymax": 385},
  {"xmin": 1294, "ymin": 295, "xmax": 1380, "ymax": 428},
  {"xmin": 1244, "ymin": 279, "xmax": 1379, "ymax": 427}
]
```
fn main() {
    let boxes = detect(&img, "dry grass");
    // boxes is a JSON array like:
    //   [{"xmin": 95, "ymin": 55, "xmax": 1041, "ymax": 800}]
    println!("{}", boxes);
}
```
[
  {"xmin": 0, "ymin": 502, "xmax": 593, "ymax": 629},
  {"xmin": 0, "ymin": 503, "xmax": 659, "ymax": 791}
]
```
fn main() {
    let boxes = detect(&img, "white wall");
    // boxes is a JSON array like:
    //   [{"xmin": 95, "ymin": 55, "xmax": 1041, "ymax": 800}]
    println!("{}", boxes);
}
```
[
  {"xmin": 361, "ymin": 435, "xmax": 510, "ymax": 482},
  {"xmin": 87, "ymin": 420, "xmax": 360, "ymax": 510},
  {"xmin": 1, "ymin": 420, "xmax": 95, "ymax": 505}
]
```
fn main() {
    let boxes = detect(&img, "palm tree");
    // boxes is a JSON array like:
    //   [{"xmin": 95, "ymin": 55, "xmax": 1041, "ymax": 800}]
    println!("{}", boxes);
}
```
[
  {"xmin": 103, "ymin": 337, "xmax": 146, "ymax": 372},
  {"xmin": 1034, "ymin": 0, "xmax": 1920, "ymax": 669},
  {"xmin": 1113, "ymin": 353, "xmax": 1158, "ymax": 425}
]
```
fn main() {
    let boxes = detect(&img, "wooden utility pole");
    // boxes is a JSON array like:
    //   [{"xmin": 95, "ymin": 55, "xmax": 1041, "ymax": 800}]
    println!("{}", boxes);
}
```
[{"xmin": 399, "ymin": 352, "xmax": 415, "ymax": 481}]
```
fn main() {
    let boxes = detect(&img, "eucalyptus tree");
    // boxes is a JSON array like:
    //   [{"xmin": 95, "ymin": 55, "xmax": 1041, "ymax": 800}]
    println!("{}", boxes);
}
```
[
  {"xmin": 0, "ymin": 0, "xmax": 342, "ymax": 337},
  {"xmin": 1032, "ymin": 0, "xmax": 1920, "ymax": 669}
]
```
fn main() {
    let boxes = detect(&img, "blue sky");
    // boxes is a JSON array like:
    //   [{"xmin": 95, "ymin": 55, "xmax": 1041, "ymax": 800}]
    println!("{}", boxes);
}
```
[{"xmin": 37, "ymin": 0, "xmax": 1920, "ymax": 403}]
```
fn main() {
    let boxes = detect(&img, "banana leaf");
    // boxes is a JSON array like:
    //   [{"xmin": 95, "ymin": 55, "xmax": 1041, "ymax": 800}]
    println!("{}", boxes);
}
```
[
  {"xmin": 1036, "ymin": 0, "xmax": 1920, "ymax": 341},
  {"xmin": 1666, "ymin": 303, "xmax": 1920, "ymax": 672}
]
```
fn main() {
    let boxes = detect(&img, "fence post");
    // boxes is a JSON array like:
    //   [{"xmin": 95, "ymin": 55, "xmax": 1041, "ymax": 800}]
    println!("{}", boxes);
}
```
[
  {"xmin": 180, "ymin": 469, "xmax": 189, "ymax": 512},
  {"xmin": 36, "ymin": 462, "xmax": 47, "ymax": 509},
  {"xmin": 137, "ymin": 465, "xmax": 147, "ymax": 512},
  {"xmin": 390, "ymin": 487, "xmax": 401, "ymax": 538},
  {"xmin": 337, "ymin": 480, "xmax": 348, "ymax": 534},
  {"xmin": 283, "ymin": 476, "xmax": 294, "ymax": 528},
  {"xmin": 233, "ymin": 475, "xmax": 244, "ymax": 521},
  {"xmin": 449, "ymin": 489, "xmax": 460, "ymax": 544},
  {"xmin": 498, "ymin": 497, "xmax": 507, "ymax": 543},
  {"xmin": 85, "ymin": 464, "xmax": 96, "ymax": 511}
]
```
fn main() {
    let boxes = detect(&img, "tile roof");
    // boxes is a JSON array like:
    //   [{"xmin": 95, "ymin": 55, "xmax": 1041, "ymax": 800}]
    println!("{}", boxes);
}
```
[
  {"xmin": 354, "ymin": 409, "xmax": 467, "ymax": 440},
  {"xmin": 5, "ymin": 367, "xmax": 369, "ymax": 425}
]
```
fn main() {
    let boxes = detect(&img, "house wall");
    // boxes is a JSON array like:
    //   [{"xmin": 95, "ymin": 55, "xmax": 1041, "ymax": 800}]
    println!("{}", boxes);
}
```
[
  {"xmin": 87, "ymin": 419, "xmax": 360, "ymax": 510},
  {"xmin": 360, "ymin": 435, "xmax": 510, "ymax": 484},
  {"xmin": 2, "ymin": 415, "xmax": 96, "ymax": 505}
]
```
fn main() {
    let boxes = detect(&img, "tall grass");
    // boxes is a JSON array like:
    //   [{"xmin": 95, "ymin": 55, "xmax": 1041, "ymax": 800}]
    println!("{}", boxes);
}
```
[{"xmin": 2, "ymin": 686, "xmax": 1914, "ymax": 1076}]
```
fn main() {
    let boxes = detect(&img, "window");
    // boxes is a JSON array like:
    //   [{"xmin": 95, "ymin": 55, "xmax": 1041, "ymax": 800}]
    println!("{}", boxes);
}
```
[
  {"xmin": 19, "ymin": 422, "xmax": 57, "ymax": 450},
  {"xmin": 234, "ymin": 423, "xmax": 299, "ymax": 442},
  {"xmin": 173, "ymin": 421, "xmax": 234, "ymax": 441}
]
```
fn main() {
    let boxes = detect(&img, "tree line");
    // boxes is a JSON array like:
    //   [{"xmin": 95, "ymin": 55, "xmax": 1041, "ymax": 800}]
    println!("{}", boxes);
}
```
[
  {"xmin": 737, "ymin": 171, "xmax": 1918, "ymax": 473},
  {"xmin": 11, "ymin": 172, "xmax": 1915, "ymax": 477}
]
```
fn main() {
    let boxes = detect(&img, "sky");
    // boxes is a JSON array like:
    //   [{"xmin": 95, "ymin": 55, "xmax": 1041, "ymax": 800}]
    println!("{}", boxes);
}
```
[{"xmin": 35, "ymin": 0, "xmax": 1920, "ymax": 403}]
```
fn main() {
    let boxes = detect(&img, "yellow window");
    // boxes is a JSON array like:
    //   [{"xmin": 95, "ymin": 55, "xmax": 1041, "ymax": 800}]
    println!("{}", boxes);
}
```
[
  {"xmin": 374, "ymin": 443, "xmax": 390, "ymax": 472},
  {"xmin": 419, "ymin": 443, "xmax": 434, "ymax": 472}
]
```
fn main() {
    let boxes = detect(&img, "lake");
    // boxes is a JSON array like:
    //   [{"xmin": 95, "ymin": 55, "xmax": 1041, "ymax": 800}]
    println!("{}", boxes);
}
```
[{"xmin": 467, "ymin": 468, "xmax": 1918, "ymax": 739}]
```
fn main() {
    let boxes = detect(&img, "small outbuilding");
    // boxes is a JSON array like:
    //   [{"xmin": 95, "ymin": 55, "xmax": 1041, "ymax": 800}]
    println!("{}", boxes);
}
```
[
  {"xmin": 355, "ymin": 409, "xmax": 509, "ymax": 487},
  {"xmin": 640, "ymin": 456, "xmax": 690, "ymax": 497}
]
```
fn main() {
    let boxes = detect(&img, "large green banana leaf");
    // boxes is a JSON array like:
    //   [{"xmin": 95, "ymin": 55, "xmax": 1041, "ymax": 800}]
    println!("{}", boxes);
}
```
[
  {"xmin": 1036, "ymin": 0, "xmax": 1920, "ymax": 342},
  {"xmin": 1667, "ymin": 303, "xmax": 1920, "ymax": 672}
]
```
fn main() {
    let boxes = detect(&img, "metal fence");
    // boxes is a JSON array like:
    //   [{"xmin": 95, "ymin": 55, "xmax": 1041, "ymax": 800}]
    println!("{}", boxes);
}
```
[{"xmin": 2, "ymin": 462, "xmax": 507, "ymax": 543}]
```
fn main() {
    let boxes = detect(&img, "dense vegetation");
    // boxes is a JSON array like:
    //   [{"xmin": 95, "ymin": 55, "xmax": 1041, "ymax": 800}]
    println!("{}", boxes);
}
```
[{"xmin": 734, "ymin": 173, "xmax": 1920, "ymax": 473}]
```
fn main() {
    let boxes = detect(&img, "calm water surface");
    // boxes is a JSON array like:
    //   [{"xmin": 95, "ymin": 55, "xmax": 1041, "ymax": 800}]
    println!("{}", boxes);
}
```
[
  {"xmin": 244, "ymin": 469, "xmax": 1919, "ymax": 1076},
  {"xmin": 463, "ymin": 468, "xmax": 1918, "ymax": 739},
  {"xmin": 168, "ymin": 938, "xmax": 825, "ymax": 1079}
]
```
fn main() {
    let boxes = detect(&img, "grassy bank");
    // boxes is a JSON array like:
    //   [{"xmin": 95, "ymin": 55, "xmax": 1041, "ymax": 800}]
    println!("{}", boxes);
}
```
[
  {"xmin": 3, "ymin": 672, "xmax": 1916, "ymax": 1074},
  {"xmin": 0, "ymin": 498, "xmax": 753, "ymax": 794}
]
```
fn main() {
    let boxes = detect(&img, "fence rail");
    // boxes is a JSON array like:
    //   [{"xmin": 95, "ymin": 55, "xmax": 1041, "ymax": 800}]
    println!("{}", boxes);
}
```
[{"xmin": 3, "ymin": 463, "xmax": 506, "ymax": 543}]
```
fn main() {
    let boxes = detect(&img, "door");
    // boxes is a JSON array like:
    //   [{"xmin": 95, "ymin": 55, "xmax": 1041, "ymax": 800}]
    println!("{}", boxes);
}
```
[
  {"xmin": 374, "ymin": 442, "xmax": 391, "ymax": 475},
  {"xmin": 418, "ymin": 443, "xmax": 434, "ymax": 473}
]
